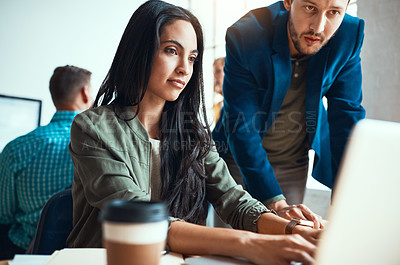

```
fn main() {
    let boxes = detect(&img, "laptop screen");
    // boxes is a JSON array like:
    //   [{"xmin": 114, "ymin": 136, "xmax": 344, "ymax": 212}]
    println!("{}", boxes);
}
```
[{"xmin": 315, "ymin": 119, "xmax": 400, "ymax": 265}]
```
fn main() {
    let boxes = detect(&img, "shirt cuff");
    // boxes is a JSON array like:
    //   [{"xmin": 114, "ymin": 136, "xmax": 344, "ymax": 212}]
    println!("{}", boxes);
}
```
[
  {"xmin": 262, "ymin": 194, "xmax": 286, "ymax": 207},
  {"xmin": 243, "ymin": 201, "xmax": 271, "ymax": 233}
]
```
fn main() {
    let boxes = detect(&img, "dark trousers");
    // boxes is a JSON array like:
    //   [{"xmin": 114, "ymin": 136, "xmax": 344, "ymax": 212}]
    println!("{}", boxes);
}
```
[{"xmin": 0, "ymin": 224, "xmax": 26, "ymax": 260}]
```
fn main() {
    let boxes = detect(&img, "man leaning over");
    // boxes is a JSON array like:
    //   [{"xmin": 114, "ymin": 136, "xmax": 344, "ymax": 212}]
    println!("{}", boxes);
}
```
[{"xmin": 213, "ymin": 0, "xmax": 365, "ymax": 227}]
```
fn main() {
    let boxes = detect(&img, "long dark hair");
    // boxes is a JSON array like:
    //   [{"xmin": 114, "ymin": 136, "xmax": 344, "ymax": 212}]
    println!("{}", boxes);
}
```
[{"xmin": 94, "ymin": 0, "xmax": 211, "ymax": 224}]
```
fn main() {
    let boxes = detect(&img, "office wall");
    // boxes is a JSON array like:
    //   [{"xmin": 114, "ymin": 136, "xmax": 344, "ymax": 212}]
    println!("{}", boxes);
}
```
[
  {"xmin": 0, "ymin": 0, "xmax": 190, "ymax": 125},
  {"xmin": 358, "ymin": 0, "xmax": 400, "ymax": 122},
  {"xmin": 0, "ymin": 0, "xmax": 277, "ymax": 126},
  {"xmin": 3, "ymin": 1, "xmax": 394, "ymax": 126}
]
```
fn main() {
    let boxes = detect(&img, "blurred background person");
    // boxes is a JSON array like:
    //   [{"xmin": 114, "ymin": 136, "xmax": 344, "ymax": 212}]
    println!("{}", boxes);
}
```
[
  {"xmin": 0, "ymin": 65, "xmax": 93, "ymax": 259},
  {"xmin": 212, "ymin": 57, "xmax": 225, "ymax": 124}
]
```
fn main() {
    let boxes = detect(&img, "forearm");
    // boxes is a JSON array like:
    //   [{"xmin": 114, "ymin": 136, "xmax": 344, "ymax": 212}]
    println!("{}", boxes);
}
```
[
  {"xmin": 167, "ymin": 221, "xmax": 250, "ymax": 257},
  {"xmin": 168, "ymin": 219, "xmax": 318, "ymax": 265},
  {"xmin": 256, "ymin": 212, "xmax": 288, "ymax": 235},
  {"xmin": 263, "ymin": 200, "xmax": 324, "ymax": 230},
  {"xmin": 256, "ymin": 212, "xmax": 321, "ymax": 245}
]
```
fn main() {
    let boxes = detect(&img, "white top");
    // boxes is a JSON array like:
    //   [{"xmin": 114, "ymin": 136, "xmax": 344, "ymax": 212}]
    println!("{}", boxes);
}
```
[{"xmin": 149, "ymin": 138, "xmax": 161, "ymax": 201}]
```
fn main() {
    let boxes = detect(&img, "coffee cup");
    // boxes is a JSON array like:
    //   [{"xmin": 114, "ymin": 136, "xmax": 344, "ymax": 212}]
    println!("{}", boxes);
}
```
[{"xmin": 100, "ymin": 200, "xmax": 169, "ymax": 265}]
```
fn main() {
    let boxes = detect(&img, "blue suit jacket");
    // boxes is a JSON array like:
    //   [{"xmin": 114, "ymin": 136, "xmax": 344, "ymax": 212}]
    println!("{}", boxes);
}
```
[{"xmin": 212, "ymin": 2, "xmax": 366, "ymax": 203}]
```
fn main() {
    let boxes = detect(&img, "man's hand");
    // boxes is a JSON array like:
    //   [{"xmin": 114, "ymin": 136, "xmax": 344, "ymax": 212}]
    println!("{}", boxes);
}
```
[{"xmin": 268, "ymin": 199, "xmax": 324, "ymax": 229}]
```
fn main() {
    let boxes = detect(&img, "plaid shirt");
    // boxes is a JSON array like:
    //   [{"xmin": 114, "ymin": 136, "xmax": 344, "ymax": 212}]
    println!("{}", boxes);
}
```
[{"xmin": 0, "ymin": 111, "xmax": 80, "ymax": 249}]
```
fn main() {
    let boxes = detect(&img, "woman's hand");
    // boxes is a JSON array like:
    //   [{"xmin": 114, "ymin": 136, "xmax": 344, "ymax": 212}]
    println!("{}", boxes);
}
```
[
  {"xmin": 269, "ymin": 200, "xmax": 324, "ymax": 229},
  {"xmin": 292, "ymin": 225, "xmax": 321, "ymax": 245},
  {"xmin": 244, "ymin": 233, "xmax": 317, "ymax": 265},
  {"xmin": 169, "ymin": 219, "xmax": 320, "ymax": 265}
]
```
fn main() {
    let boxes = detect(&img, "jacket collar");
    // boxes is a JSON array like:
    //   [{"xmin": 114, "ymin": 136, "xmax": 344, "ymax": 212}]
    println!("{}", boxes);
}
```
[
  {"xmin": 111, "ymin": 105, "xmax": 150, "ymax": 142},
  {"xmin": 267, "ymin": 11, "xmax": 292, "ymax": 127},
  {"xmin": 271, "ymin": 10, "xmax": 290, "ymax": 55}
]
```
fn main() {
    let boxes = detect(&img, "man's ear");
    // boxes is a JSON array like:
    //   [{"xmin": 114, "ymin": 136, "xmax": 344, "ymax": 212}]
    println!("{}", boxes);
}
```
[
  {"xmin": 283, "ymin": 0, "xmax": 291, "ymax": 11},
  {"xmin": 81, "ymin": 85, "xmax": 90, "ymax": 104}
]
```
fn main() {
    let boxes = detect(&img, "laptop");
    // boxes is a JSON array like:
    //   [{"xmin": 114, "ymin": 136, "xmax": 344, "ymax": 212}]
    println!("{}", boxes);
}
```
[
  {"xmin": 315, "ymin": 118, "xmax": 400, "ymax": 265},
  {"xmin": 186, "ymin": 119, "xmax": 400, "ymax": 265}
]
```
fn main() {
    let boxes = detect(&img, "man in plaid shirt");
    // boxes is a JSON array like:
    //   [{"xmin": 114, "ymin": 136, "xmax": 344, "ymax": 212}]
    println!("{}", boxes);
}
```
[{"xmin": 0, "ymin": 65, "xmax": 93, "ymax": 259}]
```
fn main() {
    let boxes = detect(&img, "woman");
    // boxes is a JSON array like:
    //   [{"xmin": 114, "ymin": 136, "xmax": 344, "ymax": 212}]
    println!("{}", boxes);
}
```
[{"xmin": 66, "ymin": 1, "xmax": 320, "ymax": 264}]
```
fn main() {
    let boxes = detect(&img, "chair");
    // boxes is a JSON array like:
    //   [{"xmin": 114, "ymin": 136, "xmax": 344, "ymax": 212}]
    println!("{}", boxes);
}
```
[{"xmin": 29, "ymin": 188, "xmax": 73, "ymax": 254}]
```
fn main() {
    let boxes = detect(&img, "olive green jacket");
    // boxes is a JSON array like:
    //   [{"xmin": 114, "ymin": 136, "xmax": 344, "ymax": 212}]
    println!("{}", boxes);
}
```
[{"xmin": 66, "ymin": 105, "xmax": 269, "ymax": 248}]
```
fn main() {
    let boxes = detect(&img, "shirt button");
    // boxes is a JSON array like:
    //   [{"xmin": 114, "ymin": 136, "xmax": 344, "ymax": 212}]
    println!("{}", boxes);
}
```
[
  {"xmin": 295, "ymin": 61, "xmax": 299, "ymax": 66},
  {"xmin": 294, "ymin": 73, "xmax": 299, "ymax": 78}
]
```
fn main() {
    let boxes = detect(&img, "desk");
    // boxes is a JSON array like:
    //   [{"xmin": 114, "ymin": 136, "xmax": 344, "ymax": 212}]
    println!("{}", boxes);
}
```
[
  {"xmin": 46, "ymin": 248, "xmax": 184, "ymax": 265},
  {"xmin": 0, "ymin": 249, "xmax": 251, "ymax": 265},
  {"xmin": 1, "ymin": 249, "xmax": 184, "ymax": 265}
]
